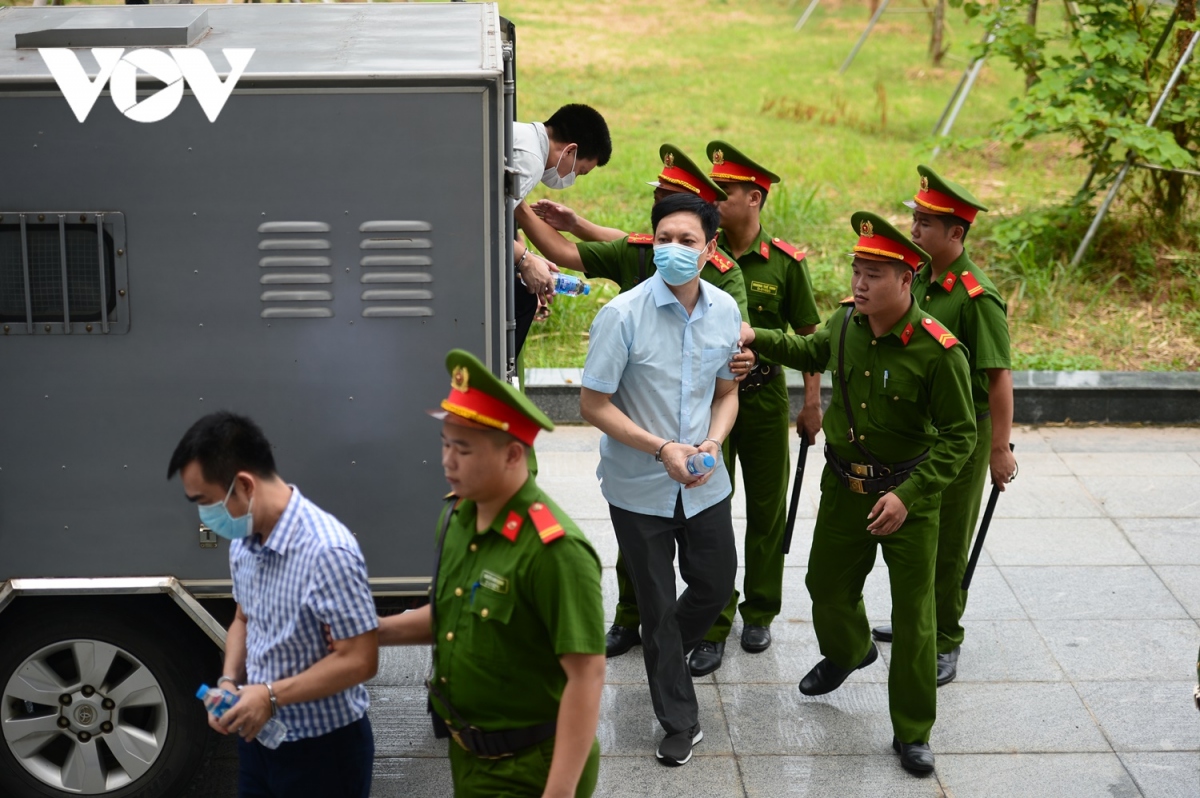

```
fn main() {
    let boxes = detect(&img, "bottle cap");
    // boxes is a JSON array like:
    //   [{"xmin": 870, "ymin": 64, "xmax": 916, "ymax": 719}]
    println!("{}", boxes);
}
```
[
  {"xmin": 196, "ymin": 685, "xmax": 211, "ymax": 699},
  {"xmin": 582, "ymin": 284, "xmax": 591, "ymax": 295},
  {"xmin": 702, "ymin": 454, "xmax": 714, "ymax": 467}
]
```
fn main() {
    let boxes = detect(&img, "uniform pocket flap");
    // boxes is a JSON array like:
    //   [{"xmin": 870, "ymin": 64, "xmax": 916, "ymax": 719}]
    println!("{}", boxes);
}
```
[{"xmin": 470, "ymin": 591, "xmax": 515, "ymax": 624}]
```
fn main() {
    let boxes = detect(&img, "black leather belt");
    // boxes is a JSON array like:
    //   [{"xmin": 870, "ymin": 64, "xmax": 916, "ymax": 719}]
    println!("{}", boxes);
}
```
[
  {"xmin": 824, "ymin": 445, "xmax": 928, "ymax": 495},
  {"xmin": 740, "ymin": 363, "xmax": 783, "ymax": 392},
  {"xmin": 431, "ymin": 709, "xmax": 556, "ymax": 759},
  {"xmin": 976, "ymin": 410, "xmax": 991, "ymax": 421}
]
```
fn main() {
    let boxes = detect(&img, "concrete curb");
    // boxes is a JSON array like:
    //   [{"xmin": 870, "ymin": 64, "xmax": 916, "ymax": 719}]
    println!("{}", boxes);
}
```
[{"xmin": 525, "ymin": 369, "xmax": 1200, "ymax": 425}]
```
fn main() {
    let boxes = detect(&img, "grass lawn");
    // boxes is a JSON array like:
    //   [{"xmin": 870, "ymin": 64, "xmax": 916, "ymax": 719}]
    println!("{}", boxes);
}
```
[{"xmin": 503, "ymin": 0, "xmax": 1199, "ymax": 370}]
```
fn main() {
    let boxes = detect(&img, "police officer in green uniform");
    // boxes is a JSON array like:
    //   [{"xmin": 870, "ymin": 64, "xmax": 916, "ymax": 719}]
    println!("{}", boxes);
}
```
[
  {"xmin": 870, "ymin": 166, "xmax": 1018, "ymax": 687},
  {"xmin": 516, "ymin": 144, "xmax": 749, "ymax": 321},
  {"xmin": 685, "ymin": 141, "xmax": 824, "ymax": 676},
  {"xmin": 739, "ymin": 212, "xmax": 976, "ymax": 774},
  {"xmin": 377, "ymin": 350, "xmax": 606, "ymax": 797},
  {"xmin": 515, "ymin": 145, "xmax": 749, "ymax": 659}
]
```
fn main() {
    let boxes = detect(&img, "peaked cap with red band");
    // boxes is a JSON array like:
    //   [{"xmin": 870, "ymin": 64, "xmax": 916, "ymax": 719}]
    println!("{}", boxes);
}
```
[
  {"xmin": 430, "ymin": 349, "xmax": 553, "ymax": 446},
  {"xmin": 903, "ymin": 164, "xmax": 989, "ymax": 224},
  {"xmin": 849, "ymin": 211, "xmax": 930, "ymax": 272},
  {"xmin": 648, "ymin": 144, "xmax": 727, "ymax": 204},
  {"xmin": 706, "ymin": 140, "xmax": 781, "ymax": 193}
]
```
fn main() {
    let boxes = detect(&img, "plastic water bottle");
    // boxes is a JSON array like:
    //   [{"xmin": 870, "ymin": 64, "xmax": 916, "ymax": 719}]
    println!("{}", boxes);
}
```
[
  {"xmin": 686, "ymin": 452, "xmax": 716, "ymax": 476},
  {"xmin": 197, "ymin": 684, "xmax": 288, "ymax": 749},
  {"xmin": 553, "ymin": 273, "xmax": 590, "ymax": 296}
]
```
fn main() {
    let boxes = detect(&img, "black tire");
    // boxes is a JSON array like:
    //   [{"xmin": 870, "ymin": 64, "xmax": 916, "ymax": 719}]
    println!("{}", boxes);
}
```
[{"xmin": 0, "ymin": 599, "xmax": 221, "ymax": 798}]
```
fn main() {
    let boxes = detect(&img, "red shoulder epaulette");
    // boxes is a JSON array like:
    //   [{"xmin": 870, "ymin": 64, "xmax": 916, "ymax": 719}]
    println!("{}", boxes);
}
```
[
  {"xmin": 707, "ymin": 250, "xmax": 734, "ymax": 273},
  {"xmin": 500, "ymin": 510, "xmax": 523, "ymax": 543},
  {"xmin": 920, "ymin": 317, "xmax": 958, "ymax": 349},
  {"xmin": 626, "ymin": 233, "xmax": 653, "ymax": 245},
  {"xmin": 769, "ymin": 237, "xmax": 806, "ymax": 262},
  {"xmin": 839, "ymin": 295, "xmax": 855, "ymax": 306},
  {"xmin": 527, "ymin": 501, "xmax": 565, "ymax": 545},
  {"xmin": 959, "ymin": 270, "xmax": 985, "ymax": 299}
]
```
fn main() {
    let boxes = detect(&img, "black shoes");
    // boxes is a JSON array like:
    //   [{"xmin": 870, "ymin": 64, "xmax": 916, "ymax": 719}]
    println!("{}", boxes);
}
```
[
  {"xmin": 892, "ymin": 736, "xmax": 935, "ymax": 774},
  {"xmin": 656, "ymin": 724, "xmax": 703, "ymax": 766},
  {"xmin": 740, "ymin": 625, "xmax": 772, "ymax": 653},
  {"xmin": 798, "ymin": 644, "xmax": 879, "ymax": 696},
  {"xmin": 605, "ymin": 624, "xmax": 641, "ymax": 658},
  {"xmin": 871, "ymin": 624, "xmax": 893, "ymax": 643},
  {"xmin": 688, "ymin": 641, "xmax": 725, "ymax": 676},
  {"xmin": 937, "ymin": 647, "xmax": 960, "ymax": 687}
]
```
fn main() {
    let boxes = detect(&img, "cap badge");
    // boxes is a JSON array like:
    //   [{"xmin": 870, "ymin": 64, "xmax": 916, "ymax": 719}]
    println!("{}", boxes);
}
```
[
  {"xmin": 712, "ymin": 149, "xmax": 725, "ymax": 166},
  {"xmin": 860, "ymin": 220, "xmax": 874, "ymax": 237},
  {"xmin": 451, "ymin": 365, "xmax": 470, "ymax": 393},
  {"xmin": 663, "ymin": 153, "xmax": 675, "ymax": 168},
  {"xmin": 920, "ymin": 176, "xmax": 930, "ymax": 192}
]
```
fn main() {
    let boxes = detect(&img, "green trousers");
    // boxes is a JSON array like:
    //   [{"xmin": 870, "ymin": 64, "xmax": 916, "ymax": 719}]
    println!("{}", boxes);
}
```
[
  {"xmin": 705, "ymin": 378, "xmax": 790, "ymax": 642},
  {"xmin": 448, "ymin": 737, "xmax": 599, "ymax": 798},
  {"xmin": 806, "ymin": 465, "xmax": 940, "ymax": 744},
  {"xmin": 933, "ymin": 415, "xmax": 991, "ymax": 654},
  {"xmin": 613, "ymin": 379, "xmax": 791, "ymax": 633}
]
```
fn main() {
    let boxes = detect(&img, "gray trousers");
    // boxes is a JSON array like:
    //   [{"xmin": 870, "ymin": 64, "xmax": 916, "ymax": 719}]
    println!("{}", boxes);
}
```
[{"xmin": 609, "ymin": 493, "xmax": 737, "ymax": 734}]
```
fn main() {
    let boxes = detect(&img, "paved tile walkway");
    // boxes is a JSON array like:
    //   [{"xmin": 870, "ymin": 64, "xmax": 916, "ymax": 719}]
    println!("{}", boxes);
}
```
[{"xmin": 366, "ymin": 425, "xmax": 1200, "ymax": 797}]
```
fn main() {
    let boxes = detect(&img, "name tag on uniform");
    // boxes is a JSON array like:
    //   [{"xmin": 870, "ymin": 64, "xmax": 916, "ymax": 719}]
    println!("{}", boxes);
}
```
[
  {"xmin": 480, "ymin": 570, "xmax": 509, "ymax": 594},
  {"xmin": 750, "ymin": 281, "xmax": 778, "ymax": 296}
]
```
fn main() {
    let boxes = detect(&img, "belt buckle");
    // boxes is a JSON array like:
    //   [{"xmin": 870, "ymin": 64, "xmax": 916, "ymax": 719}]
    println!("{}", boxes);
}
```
[
  {"xmin": 447, "ymin": 724, "xmax": 470, "ymax": 753},
  {"xmin": 847, "ymin": 476, "xmax": 866, "ymax": 494},
  {"xmin": 449, "ymin": 722, "xmax": 513, "ymax": 760},
  {"xmin": 849, "ymin": 462, "xmax": 871, "ymax": 477}
]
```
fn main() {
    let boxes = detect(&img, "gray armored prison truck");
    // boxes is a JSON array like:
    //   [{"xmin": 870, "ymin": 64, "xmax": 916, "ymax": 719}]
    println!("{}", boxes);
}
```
[{"xmin": 0, "ymin": 4, "xmax": 519, "ymax": 796}]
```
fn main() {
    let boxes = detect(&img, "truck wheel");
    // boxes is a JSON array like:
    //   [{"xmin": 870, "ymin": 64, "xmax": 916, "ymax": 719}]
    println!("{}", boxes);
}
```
[{"xmin": 0, "ymin": 604, "xmax": 216, "ymax": 797}]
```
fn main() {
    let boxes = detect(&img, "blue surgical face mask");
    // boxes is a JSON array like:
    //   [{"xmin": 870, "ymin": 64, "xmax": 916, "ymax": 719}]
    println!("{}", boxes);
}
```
[
  {"xmin": 198, "ymin": 478, "xmax": 254, "ymax": 541},
  {"xmin": 653, "ymin": 242, "xmax": 704, "ymax": 286}
]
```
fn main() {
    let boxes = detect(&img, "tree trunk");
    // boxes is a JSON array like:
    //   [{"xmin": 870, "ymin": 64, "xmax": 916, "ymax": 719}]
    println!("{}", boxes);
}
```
[
  {"xmin": 1165, "ymin": 0, "xmax": 1196, "ymax": 220},
  {"xmin": 1025, "ymin": 0, "xmax": 1040, "ymax": 89},
  {"xmin": 930, "ymin": 0, "xmax": 947, "ymax": 65}
]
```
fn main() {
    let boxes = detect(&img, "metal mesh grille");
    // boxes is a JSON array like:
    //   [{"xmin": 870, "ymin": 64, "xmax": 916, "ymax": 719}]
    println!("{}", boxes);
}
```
[{"xmin": 0, "ymin": 224, "xmax": 116, "ymax": 323}]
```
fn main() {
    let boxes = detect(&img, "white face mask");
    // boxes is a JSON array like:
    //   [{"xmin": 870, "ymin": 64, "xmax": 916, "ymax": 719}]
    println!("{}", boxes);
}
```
[{"xmin": 541, "ymin": 147, "xmax": 577, "ymax": 190}]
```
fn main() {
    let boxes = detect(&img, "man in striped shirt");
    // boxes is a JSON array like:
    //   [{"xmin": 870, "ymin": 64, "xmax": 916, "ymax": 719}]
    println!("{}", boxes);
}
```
[{"xmin": 169, "ymin": 412, "xmax": 379, "ymax": 798}]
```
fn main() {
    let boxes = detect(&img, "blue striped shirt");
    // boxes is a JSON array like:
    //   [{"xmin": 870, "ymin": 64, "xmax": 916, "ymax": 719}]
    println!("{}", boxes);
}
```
[{"xmin": 230, "ymin": 486, "xmax": 378, "ymax": 741}]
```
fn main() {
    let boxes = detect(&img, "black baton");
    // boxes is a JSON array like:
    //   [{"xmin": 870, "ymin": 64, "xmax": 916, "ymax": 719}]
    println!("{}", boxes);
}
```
[
  {"xmin": 961, "ymin": 442, "xmax": 1014, "ymax": 591},
  {"xmin": 782, "ymin": 436, "xmax": 811, "ymax": 555}
]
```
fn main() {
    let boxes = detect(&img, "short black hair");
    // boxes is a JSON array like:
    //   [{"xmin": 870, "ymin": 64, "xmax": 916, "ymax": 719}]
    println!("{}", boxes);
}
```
[
  {"xmin": 544, "ymin": 104, "xmax": 612, "ymax": 166},
  {"xmin": 167, "ymin": 411, "xmax": 277, "ymax": 486},
  {"xmin": 938, "ymin": 214, "xmax": 971, "ymax": 240},
  {"xmin": 652, "ymin": 193, "xmax": 721, "ymax": 242}
]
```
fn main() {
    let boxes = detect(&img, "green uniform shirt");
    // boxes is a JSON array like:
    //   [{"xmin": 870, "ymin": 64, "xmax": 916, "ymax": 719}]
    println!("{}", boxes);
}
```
[
  {"xmin": 577, "ymin": 235, "xmax": 751, "ymax": 320},
  {"xmin": 430, "ymin": 476, "xmax": 604, "ymax": 731},
  {"xmin": 911, "ymin": 250, "xmax": 1011, "ymax": 416},
  {"xmin": 719, "ymin": 227, "xmax": 821, "ymax": 358},
  {"xmin": 752, "ymin": 301, "xmax": 976, "ymax": 508}
]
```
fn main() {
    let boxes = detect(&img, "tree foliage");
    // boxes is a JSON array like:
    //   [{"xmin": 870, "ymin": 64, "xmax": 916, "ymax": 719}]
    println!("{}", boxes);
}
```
[{"xmin": 956, "ymin": 0, "xmax": 1198, "ymax": 221}]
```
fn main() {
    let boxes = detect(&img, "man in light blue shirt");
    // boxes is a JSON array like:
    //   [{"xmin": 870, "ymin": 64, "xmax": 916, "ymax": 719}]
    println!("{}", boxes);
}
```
[{"xmin": 580, "ymin": 193, "xmax": 740, "ymax": 767}]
